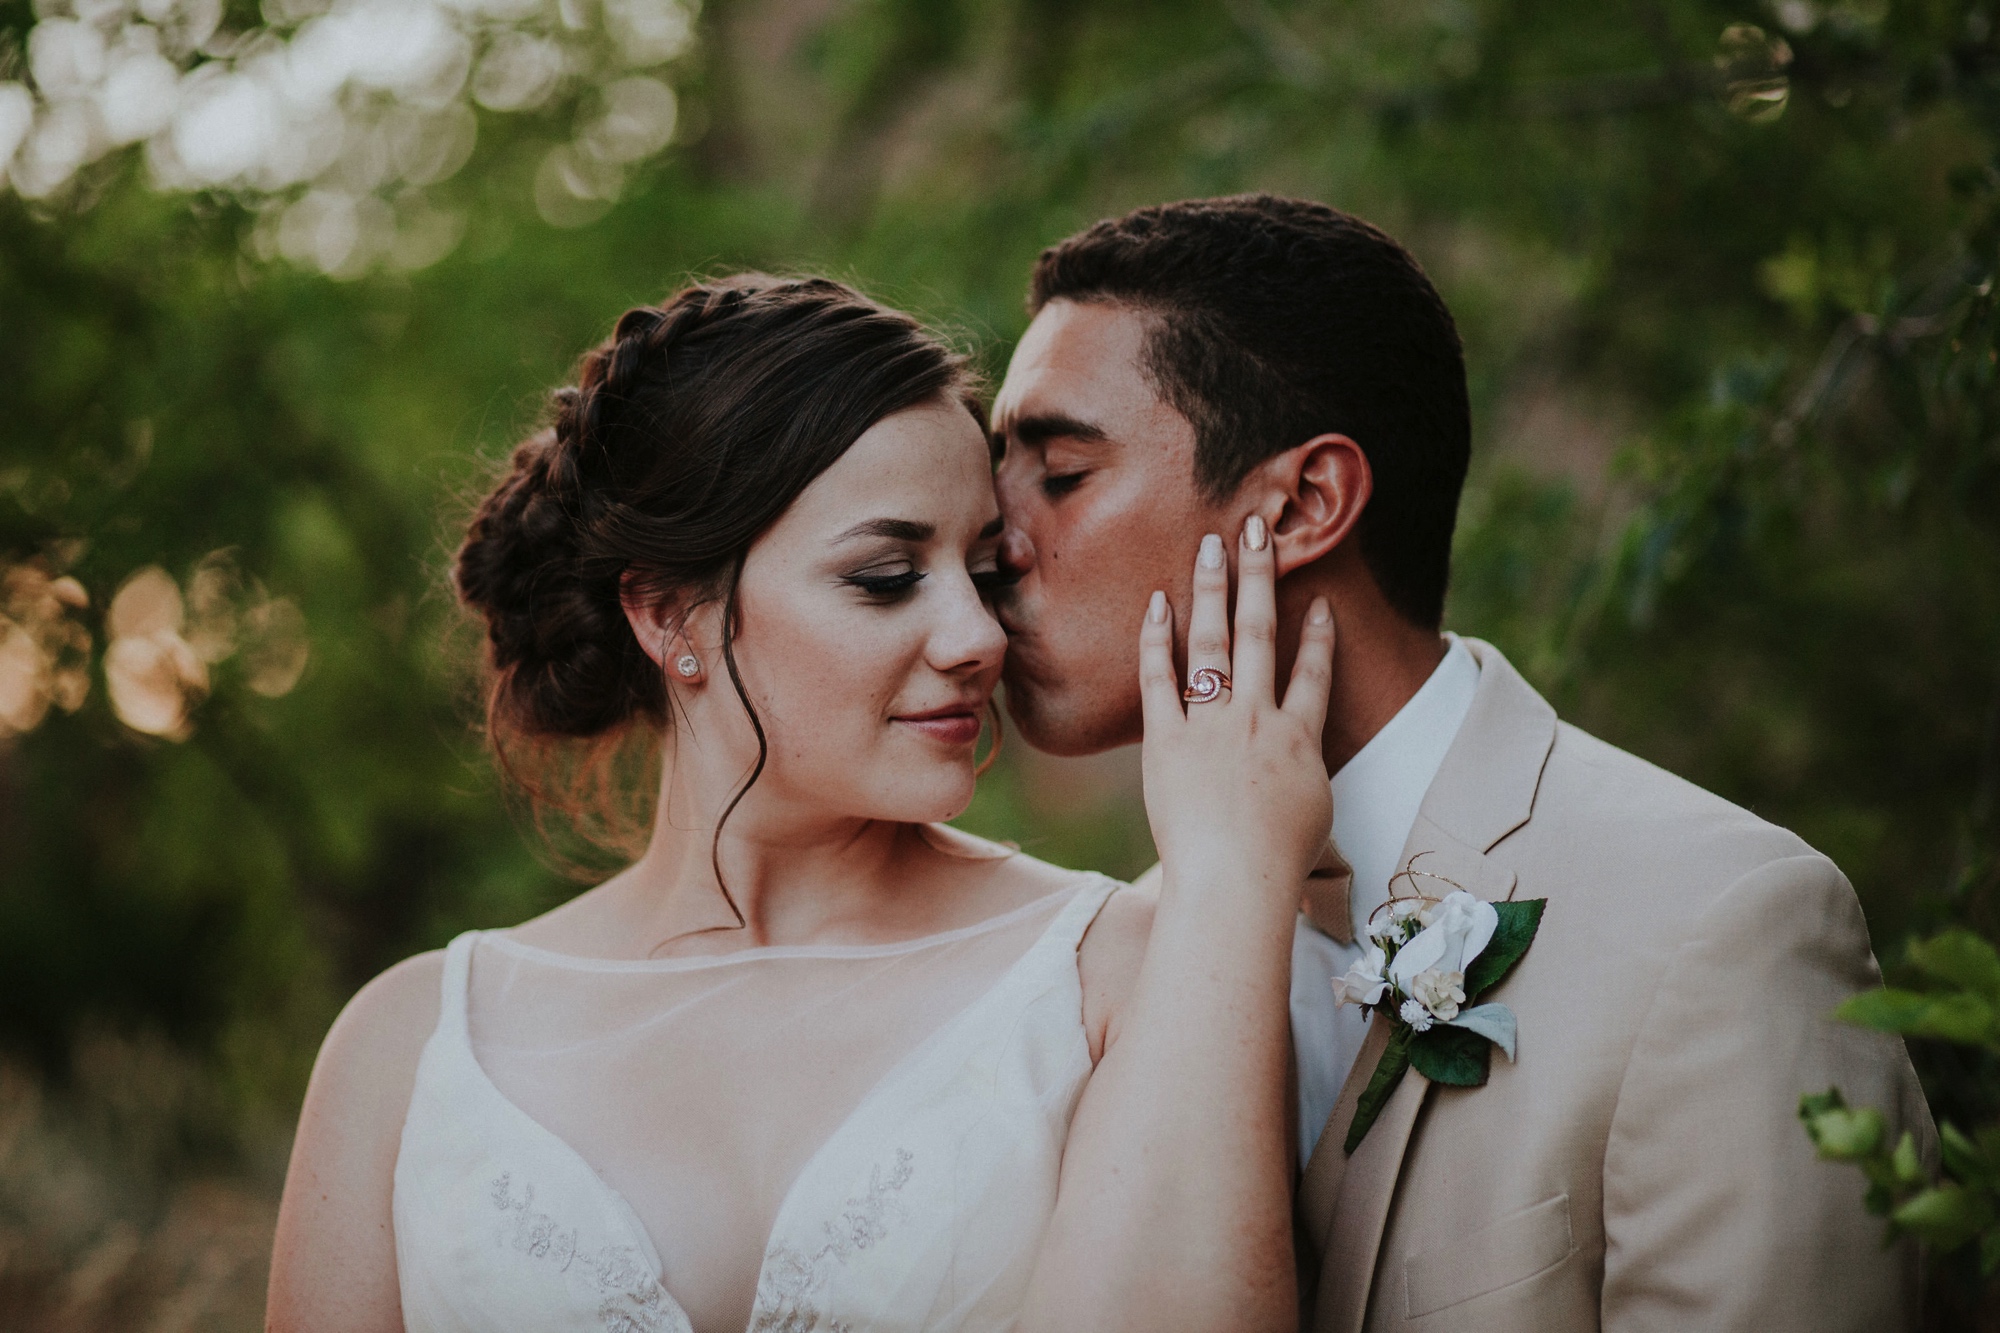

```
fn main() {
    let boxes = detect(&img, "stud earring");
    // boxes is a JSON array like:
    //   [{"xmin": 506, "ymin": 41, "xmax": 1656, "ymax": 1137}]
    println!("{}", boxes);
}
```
[{"xmin": 675, "ymin": 654, "xmax": 700, "ymax": 678}]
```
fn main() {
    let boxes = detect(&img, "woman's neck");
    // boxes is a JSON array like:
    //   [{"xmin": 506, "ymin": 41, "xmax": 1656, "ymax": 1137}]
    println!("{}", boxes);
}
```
[{"xmin": 613, "ymin": 743, "xmax": 923, "ymax": 953}]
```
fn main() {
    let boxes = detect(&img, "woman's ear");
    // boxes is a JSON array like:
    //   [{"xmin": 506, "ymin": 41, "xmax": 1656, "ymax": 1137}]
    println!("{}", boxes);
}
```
[
  {"xmin": 620, "ymin": 576, "xmax": 709, "ymax": 684},
  {"xmin": 1262, "ymin": 434, "xmax": 1372, "ymax": 577}
]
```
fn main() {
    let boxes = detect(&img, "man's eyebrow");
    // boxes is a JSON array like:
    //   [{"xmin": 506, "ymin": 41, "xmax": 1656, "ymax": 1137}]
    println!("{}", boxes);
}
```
[
  {"xmin": 1004, "ymin": 413, "xmax": 1111, "ymax": 447},
  {"xmin": 834, "ymin": 518, "xmax": 935, "ymax": 543}
]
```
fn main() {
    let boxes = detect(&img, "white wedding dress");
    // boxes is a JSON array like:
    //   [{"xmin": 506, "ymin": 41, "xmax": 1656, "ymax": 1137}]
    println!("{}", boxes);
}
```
[{"xmin": 392, "ymin": 859, "xmax": 1119, "ymax": 1333}]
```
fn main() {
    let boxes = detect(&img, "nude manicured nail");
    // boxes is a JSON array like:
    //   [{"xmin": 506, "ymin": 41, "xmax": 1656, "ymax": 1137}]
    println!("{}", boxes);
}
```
[
  {"xmin": 1148, "ymin": 590, "xmax": 1167, "ymax": 623},
  {"xmin": 1309, "ymin": 598, "xmax": 1332, "ymax": 625},
  {"xmin": 1244, "ymin": 514, "xmax": 1268, "ymax": 551},
  {"xmin": 1198, "ymin": 534, "xmax": 1224, "ymax": 569}
]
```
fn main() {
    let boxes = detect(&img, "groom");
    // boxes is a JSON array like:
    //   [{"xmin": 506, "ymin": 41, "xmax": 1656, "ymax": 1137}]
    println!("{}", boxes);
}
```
[{"xmin": 989, "ymin": 195, "xmax": 1935, "ymax": 1331}]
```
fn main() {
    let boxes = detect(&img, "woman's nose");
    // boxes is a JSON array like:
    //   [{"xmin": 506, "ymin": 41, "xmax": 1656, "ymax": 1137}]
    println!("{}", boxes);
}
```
[{"xmin": 931, "ymin": 580, "xmax": 1010, "ymax": 674}]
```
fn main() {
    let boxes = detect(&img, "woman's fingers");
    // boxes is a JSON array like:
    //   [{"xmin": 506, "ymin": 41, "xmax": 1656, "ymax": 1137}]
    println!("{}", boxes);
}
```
[
  {"xmin": 1138, "ymin": 590, "xmax": 1184, "ymax": 734},
  {"xmin": 1281, "ymin": 596, "xmax": 1337, "ymax": 733},
  {"xmin": 1231, "ymin": 515, "xmax": 1277, "ymax": 706},
  {"xmin": 1184, "ymin": 533, "xmax": 1233, "ymax": 703}
]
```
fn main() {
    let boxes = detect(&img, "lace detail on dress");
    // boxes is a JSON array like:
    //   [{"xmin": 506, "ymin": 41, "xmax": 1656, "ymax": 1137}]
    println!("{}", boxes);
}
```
[
  {"xmin": 491, "ymin": 1173, "xmax": 688, "ymax": 1333},
  {"xmin": 749, "ymin": 1149, "xmax": 915, "ymax": 1333}
]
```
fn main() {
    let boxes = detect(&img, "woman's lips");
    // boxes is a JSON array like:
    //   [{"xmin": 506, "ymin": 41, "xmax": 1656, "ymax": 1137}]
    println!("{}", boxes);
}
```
[{"xmin": 893, "ymin": 709, "xmax": 983, "ymax": 745}]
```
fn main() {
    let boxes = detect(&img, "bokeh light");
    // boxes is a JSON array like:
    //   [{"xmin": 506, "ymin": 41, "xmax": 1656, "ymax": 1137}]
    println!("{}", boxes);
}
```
[
  {"xmin": 0, "ymin": 561, "xmax": 91, "ymax": 739},
  {"xmin": 2, "ymin": 0, "xmax": 696, "ymax": 275}
]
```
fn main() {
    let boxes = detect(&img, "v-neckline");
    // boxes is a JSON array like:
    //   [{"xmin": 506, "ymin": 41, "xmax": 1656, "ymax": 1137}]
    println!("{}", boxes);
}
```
[{"xmin": 441, "ymin": 878, "xmax": 1103, "ymax": 1332}]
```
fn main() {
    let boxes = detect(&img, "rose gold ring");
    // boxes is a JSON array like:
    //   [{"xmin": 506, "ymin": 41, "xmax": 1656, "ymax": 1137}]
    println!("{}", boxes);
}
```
[{"xmin": 1183, "ymin": 667, "xmax": 1231, "ymax": 703}]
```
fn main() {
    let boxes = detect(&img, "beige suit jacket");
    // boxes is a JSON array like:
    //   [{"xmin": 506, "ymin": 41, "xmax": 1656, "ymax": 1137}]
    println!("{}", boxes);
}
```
[{"xmin": 1286, "ymin": 639, "xmax": 1934, "ymax": 1332}]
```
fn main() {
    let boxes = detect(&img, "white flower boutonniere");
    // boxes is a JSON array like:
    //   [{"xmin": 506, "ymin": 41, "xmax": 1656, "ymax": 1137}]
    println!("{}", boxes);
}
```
[{"xmin": 1334, "ymin": 859, "xmax": 1546, "ymax": 1153}]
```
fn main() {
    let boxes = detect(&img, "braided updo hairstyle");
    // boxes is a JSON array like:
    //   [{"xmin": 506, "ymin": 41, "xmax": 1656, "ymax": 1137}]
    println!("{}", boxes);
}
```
[{"xmin": 455, "ymin": 274, "xmax": 979, "ymax": 866}]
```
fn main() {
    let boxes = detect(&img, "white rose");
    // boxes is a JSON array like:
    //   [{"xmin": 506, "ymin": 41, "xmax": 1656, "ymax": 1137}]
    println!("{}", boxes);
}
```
[
  {"xmin": 1332, "ymin": 944, "xmax": 1389, "ymax": 1008},
  {"xmin": 1387, "ymin": 890, "xmax": 1498, "ymax": 998}
]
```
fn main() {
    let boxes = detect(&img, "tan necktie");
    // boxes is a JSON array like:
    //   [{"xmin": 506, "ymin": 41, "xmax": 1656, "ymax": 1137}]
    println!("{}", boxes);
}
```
[{"xmin": 1301, "ymin": 838, "xmax": 1355, "ymax": 945}]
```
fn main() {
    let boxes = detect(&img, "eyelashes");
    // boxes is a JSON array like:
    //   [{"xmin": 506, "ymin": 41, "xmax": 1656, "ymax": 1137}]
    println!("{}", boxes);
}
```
[
  {"xmin": 841, "ymin": 566, "xmax": 1012, "ymax": 602},
  {"xmin": 843, "ymin": 569, "xmax": 926, "ymax": 599},
  {"xmin": 1042, "ymin": 472, "xmax": 1085, "ymax": 499}
]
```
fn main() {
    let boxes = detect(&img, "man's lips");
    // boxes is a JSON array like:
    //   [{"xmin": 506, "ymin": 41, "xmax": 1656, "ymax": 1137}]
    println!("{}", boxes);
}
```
[{"xmin": 892, "ymin": 706, "xmax": 984, "ymax": 745}]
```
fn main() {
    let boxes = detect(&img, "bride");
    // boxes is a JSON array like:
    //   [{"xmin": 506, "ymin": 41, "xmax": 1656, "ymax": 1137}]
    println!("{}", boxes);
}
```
[{"xmin": 265, "ymin": 275, "xmax": 1336, "ymax": 1333}]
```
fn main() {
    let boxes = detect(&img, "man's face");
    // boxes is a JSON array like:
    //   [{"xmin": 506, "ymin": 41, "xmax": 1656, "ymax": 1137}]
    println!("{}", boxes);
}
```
[{"xmin": 991, "ymin": 299, "xmax": 1230, "ymax": 756}]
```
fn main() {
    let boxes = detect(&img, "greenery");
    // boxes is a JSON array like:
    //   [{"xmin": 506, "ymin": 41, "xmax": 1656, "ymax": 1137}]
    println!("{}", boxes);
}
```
[
  {"xmin": 4, "ymin": 0, "xmax": 2000, "ymax": 1325},
  {"xmin": 1805, "ymin": 928, "xmax": 2000, "ymax": 1282}
]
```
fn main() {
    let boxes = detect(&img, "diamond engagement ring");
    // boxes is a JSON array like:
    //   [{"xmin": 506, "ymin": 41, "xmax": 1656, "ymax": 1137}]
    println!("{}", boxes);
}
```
[{"xmin": 1183, "ymin": 667, "xmax": 1231, "ymax": 703}]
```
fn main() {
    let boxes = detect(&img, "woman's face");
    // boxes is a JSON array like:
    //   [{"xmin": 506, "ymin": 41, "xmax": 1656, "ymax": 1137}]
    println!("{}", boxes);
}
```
[{"xmin": 689, "ymin": 396, "xmax": 1008, "ymax": 827}]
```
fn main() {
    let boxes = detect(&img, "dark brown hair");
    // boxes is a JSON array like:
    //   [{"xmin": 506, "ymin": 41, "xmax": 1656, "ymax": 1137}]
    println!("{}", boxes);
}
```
[
  {"xmin": 1031, "ymin": 194, "xmax": 1470, "ymax": 630},
  {"xmin": 455, "ymin": 274, "xmax": 979, "ymax": 868}
]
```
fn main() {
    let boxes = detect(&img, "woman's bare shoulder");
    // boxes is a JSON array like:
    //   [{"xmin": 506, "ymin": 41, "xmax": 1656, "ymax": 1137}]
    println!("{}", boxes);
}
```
[
  {"xmin": 324, "ymin": 950, "xmax": 446, "ymax": 1071},
  {"xmin": 268, "ymin": 949, "xmax": 447, "ymax": 1331},
  {"xmin": 296, "ymin": 948, "xmax": 447, "ymax": 1158}
]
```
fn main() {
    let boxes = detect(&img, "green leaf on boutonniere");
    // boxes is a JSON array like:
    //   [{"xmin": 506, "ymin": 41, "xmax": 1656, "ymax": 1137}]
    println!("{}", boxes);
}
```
[
  {"xmin": 1409, "ymin": 1023, "xmax": 1492, "ymax": 1087},
  {"xmin": 1345, "ymin": 1025, "xmax": 1414, "ymax": 1154},
  {"xmin": 1463, "ymin": 898, "xmax": 1547, "ymax": 1001}
]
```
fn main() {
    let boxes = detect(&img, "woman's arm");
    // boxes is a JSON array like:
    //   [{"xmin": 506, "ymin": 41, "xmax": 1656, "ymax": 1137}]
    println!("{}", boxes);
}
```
[
  {"xmin": 1021, "ymin": 520, "xmax": 1334, "ymax": 1333},
  {"xmin": 265, "ymin": 951, "xmax": 443, "ymax": 1333}
]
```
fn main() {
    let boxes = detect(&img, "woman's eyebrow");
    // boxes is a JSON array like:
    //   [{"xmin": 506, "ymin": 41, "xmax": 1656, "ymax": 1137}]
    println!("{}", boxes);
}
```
[{"xmin": 835, "ymin": 518, "xmax": 935, "ymax": 543}]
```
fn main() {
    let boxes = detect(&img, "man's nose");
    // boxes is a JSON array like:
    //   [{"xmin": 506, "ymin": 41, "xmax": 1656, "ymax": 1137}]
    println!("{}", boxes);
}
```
[{"xmin": 998, "ymin": 525, "xmax": 1036, "ymax": 578}]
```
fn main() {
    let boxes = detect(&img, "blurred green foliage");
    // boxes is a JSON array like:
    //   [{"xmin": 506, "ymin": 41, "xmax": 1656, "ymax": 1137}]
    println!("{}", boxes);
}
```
[
  {"xmin": 1806, "ymin": 928, "xmax": 2000, "ymax": 1280},
  {"xmin": 4, "ymin": 0, "xmax": 2000, "ymax": 1322}
]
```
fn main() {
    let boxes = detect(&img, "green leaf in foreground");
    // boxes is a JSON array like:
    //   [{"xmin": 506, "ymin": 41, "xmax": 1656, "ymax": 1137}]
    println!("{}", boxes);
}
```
[
  {"xmin": 1464, "ymin": 899, "xmax": 1546, "ymax": 1000},
  {"xmin": 1894, "ymin": 1183, "xmax": 1998, "ymax": 1252},
  {"xmin": 1940, "ymin": 1123, "xmax": 1994, "ymax": 1188},
  {"xmin": 1345, "ymin": 1027, "xmax": 1414, "ymax": 1155},
  {"xmin": 1800, "ymin": 1088, "xmax": 1887, "ymax": 1161},
  {"xmin": 1906, "ymin": 931, "xmax": 2000, "ymax": 1005},
  {"xmin": 1837, "ymin": 988, "xmax": 1999, "ymax": 1047}
]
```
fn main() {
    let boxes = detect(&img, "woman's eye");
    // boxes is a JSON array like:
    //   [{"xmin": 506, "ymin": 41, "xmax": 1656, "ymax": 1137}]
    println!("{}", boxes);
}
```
[
  {"xmin": 1042, "ymin": 472, "xmax": 1085, "ymax": 499},
  {"xmin": 843, "ymin": 568, "xmax": 926, "ymax": 600}
]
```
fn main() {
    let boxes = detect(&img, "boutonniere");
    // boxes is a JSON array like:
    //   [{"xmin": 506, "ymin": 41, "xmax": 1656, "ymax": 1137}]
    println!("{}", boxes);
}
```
[{"xmin": 1332, "ymin": 854, "xmax": 1546, "ymax": 1153}]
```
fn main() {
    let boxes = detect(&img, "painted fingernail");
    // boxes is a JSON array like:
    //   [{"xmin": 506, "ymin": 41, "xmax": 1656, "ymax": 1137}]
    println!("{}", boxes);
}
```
[
  {"xmin": 1148, "ymin": 590, "xmax": 1167, "ymax": 623},
  {"xmin": 1244, "ymin": 514, "xmax": 1268, "ymax": 551},
  {"xmin": 1198, "ymin": 533, "xmax": 1224, "ymax": 569},
  {"xmin": 1309, "ymin": 597, "xmax": 1332, "ymax": 625}
]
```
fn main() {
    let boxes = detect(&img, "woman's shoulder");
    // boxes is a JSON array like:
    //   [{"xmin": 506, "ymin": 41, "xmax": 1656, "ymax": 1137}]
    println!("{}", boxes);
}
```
[
  {"xmin": 304, "ymin": 947, "xmax": 451, "ymax": 1127},
  {"xmin": 269, "ymin": 947, "xmax": 450, "ymax": 1328},
  {"xmin": 331, "ymin": 948, "xmax": 449, "ymax": 1056}
]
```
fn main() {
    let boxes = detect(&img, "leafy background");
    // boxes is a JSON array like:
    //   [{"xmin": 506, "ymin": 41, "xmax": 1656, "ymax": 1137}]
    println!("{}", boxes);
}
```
[{"xmin": 3, "ymin": 0, "xmax": 1998, "ymax": 1326}]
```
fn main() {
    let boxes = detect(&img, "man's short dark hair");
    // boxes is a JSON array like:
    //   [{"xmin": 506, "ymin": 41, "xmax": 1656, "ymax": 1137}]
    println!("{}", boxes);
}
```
[{"xmin": 1030, "ymin": 194, "xmax": 1470, "ymax": 630}]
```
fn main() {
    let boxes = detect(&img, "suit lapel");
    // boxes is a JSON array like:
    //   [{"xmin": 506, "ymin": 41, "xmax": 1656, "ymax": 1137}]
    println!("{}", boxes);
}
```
[{"xmin": 1296, "ymin": 640, "xmax": 1556, "ymax": 1333}]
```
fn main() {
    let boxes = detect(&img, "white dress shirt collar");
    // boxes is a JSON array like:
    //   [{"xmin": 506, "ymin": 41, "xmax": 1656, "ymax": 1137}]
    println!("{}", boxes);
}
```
[{"xmin": 1329, "ymin": 633, "xmax": 1482, "ymax": 942}]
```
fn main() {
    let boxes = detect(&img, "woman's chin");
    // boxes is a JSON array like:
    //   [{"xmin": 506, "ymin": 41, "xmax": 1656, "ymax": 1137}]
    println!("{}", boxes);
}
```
[{"xmin": 873, "ymin": 763, "xmax": 979, "ymax": 827}]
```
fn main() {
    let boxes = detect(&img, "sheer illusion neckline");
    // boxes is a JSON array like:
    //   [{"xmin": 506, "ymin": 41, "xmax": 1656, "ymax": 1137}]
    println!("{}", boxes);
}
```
[
  {"xmin": 483, "ymin": 881, "xmax": 1083, "ymax": 974},
  {"xmin": 436, "ymin": 875, "xmax": 1113, "ymax": 1333}
]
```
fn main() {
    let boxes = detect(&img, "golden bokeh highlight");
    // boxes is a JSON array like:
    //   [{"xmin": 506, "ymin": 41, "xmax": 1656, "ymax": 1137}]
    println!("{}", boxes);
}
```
[
  {"xmin": 0, "ymin": 561, "xmax": 92, "ymax": 738},
  {"xmin": 105, "ymin": 564, "xmax": 208, "ymax": 739},
  {"xmin": 0, "ymin": 551, "xmax": 309, "ymax": 743}
]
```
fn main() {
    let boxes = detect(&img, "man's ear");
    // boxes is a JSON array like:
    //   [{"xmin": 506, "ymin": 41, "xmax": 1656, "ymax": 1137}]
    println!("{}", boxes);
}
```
[{"xmin": 1257, "ymin": 433, "xmax": 1372, "ymax": 577}]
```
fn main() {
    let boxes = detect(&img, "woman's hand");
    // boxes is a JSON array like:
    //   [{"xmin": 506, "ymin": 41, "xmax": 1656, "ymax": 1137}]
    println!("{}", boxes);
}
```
[
  {"xmin": 1140, "ymin": 515, "xmax": 1336, "ymax": 900},
  {"xmin": 1017, "ymin": 514, "xmax": 1323, "ymax": 1333}
]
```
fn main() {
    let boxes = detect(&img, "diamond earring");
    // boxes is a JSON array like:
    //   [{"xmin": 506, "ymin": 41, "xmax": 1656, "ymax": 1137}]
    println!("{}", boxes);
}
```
[{"xmin": 675, "ymin": 654, "xmax": 700, "ymax": 678}]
